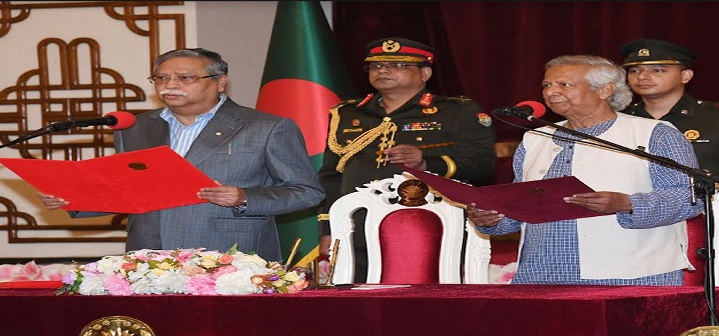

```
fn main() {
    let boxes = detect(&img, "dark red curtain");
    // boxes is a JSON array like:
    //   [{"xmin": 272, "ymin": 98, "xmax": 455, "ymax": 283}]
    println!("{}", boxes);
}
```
[{"xmin": 332, "ymin": 1, "xmax": 719, "ymax": 143}]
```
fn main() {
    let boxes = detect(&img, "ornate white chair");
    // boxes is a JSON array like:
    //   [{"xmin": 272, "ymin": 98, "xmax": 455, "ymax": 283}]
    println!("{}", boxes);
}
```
[{"xmin": 329, "ymin": 173, "xmax": 491, "ymax": 284}]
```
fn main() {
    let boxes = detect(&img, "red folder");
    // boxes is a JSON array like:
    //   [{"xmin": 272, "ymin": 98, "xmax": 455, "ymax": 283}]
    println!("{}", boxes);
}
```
[
  {"xmin": 400, "ymin": 165, "xmax": 603, "ymax": 223},
  {"xmin": 0, "ymin": 146, "xmax": 216, "ymax": 214},
  {"xmin": 0, "ymin": 280, "xmax": 63, "ymax": 289}
]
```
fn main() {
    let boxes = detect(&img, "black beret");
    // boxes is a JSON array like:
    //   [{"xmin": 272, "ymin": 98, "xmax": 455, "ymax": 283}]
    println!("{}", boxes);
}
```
[
  {"xmin": 621, "ymin": 38, "xmax": 695, "ymax": 68},
  {"xmin": 364, "ymin": 37, "xmax": 437, "ymax": 65}
]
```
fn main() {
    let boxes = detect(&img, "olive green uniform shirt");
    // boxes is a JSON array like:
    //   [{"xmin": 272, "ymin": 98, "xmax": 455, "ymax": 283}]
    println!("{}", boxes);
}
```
[
  {"xmin": 622, "ymin": 94, "xmax": 719, "ymax": 176},
  {"xmin": 318, "ymin": 89, "xmax": 497, "ymax": 236}
]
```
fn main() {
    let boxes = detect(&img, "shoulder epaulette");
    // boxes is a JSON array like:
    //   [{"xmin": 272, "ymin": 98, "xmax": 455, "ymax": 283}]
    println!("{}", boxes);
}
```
[
  {"xmin": 331, "ymin": 97, "xmax": 362, "ymax": 110},
  {"xmin": 447, "ymin": 95, "xmax": 474, "ymax": 104}
]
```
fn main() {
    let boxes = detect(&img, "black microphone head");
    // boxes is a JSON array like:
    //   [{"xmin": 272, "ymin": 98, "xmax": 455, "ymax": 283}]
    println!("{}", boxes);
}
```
[
  {"xmin": 491, "ymin": 101, "xmax": 547, "ymax": 120},
  {"xmin": 515, "ymin": 101, "xmax": 547, "ymax": 118},
  {"xmin": 105, "ymin": 111, "xmax": 136, "ymax": 130}
]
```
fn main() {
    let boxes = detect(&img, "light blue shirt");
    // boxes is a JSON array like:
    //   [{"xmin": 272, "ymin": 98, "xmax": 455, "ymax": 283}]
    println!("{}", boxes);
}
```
[
  {"xmin": 478, "ymin": 117, "xmax": 703, "ymax": 285},
  {"xmin": 159, "ymin": 94, "xmax": 227, "ymax": 157}
]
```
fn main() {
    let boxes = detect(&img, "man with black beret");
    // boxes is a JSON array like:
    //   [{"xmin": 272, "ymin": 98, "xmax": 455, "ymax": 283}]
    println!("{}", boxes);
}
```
[{"xmin": 317, "ymin": 37, "xmax": 497, "ymax": 282}]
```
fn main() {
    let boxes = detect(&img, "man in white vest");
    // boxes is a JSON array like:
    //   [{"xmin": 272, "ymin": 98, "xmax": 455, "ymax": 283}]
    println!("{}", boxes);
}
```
[{"xmin": 467, "ymin": 55, "xmax": 703, "ymax": 285}]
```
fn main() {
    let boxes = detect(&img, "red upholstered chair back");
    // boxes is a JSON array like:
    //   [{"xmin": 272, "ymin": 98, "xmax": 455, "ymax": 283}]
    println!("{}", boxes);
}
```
[
  {"xmin": 685, "ymin": 214, "xmax": 706, "ymax": 286},
  {"xmin": 379, "ymin": 209, "xmax": 443, "ymax": 284}
]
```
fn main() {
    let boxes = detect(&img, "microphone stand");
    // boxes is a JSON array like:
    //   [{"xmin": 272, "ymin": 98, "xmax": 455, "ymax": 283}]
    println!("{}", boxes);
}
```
[
  {"xmin": 0, "ymin": 121, "xmax": 78, "ymax": 150},
  {"xmin": 516, "ymin": 113, "xmax": 719, "ymax": 325}
]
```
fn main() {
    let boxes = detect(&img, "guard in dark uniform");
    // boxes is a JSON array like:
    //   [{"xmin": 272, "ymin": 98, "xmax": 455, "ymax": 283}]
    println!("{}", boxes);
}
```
[
  {"xmin": 620, "ymin": 38, "xmax": 719, "ymax": 176},
  {"xmin": 317, "ymin": 37, "xmax": 496, "ymax": 282},
  {"xmin": 620, "ymin": 38, "xmax": 719, "ymax": 285}
]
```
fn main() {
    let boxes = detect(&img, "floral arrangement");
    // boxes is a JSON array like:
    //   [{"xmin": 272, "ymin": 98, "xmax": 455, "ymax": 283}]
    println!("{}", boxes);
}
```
[
  {"xmin": 0, "ymin": 261, "xmax": 72, "ymax": 282},
  {"xmin": 56, "ymin": 245, "xmax": 310, "ymax": 296}
]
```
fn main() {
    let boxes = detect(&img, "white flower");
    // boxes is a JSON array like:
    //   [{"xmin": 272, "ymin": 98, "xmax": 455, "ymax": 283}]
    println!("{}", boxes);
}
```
[
  {"xmin": 127, "ymin": 263, "xmax": 151, "ymax": 282},
  {"xmin": 96, "ymin": 256, "xmax": 124, "ymax": 275},
  {"xmin": 232, "ymin": 253, "xmax": 268, "ymax": 267},
  {"xmin": 130, "ymin": 277, "xmax": 161, "ymax": 295},
  {"xmin": 283, "ymin": 271, "xmax": 302, "ymax": 282},
  {"xmin": 153, "ymin": 271, "xmax": 188, "ymax": 294},
  {"xmin": 78, "ymin": 275, "xmax": 106, "ymax": 295},
  {"xmin": 215, "ymin": 268, "xmax": 261, "ymax": 295}
]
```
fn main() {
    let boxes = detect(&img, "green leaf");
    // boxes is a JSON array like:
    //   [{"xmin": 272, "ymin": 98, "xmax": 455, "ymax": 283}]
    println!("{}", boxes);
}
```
[{"xmin": 227, "ymin": 243, "xmax": 239, "ymax": 255}]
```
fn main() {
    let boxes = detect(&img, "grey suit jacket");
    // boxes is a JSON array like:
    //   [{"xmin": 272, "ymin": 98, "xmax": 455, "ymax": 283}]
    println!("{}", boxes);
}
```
[{"xmin": 103, "ymin": 98, "xmax": 324, "ymax": 261}]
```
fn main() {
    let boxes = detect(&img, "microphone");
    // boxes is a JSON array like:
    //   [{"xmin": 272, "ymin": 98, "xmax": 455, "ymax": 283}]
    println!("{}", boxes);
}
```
[
  {"xmin": 492, "ymin": 100, "xmax": 547, "ymax": 120},
  {"xmin": 65, "ymin": 111, "xmax": 137, "ymax": 130},
  {"xmin": 0, "ymin": 111, "xmax": 137, "ymax": 150}
]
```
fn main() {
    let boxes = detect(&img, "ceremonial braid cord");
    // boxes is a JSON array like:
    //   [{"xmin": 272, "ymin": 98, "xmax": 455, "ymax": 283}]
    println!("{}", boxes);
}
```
[{"xmin": 327, "ymin": 106, "xmax": 397, "ymax": 172}]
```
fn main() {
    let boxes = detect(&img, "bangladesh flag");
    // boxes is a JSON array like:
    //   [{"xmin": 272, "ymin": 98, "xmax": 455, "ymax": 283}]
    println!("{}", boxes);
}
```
[{"xmin": 256, "ymin": 1, "xmax": 356, "ymax": 267}]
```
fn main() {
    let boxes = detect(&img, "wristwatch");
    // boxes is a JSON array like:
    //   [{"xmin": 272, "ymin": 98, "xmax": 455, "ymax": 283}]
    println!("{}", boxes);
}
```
[{"xmin": 233, "ymin": 199, "xmax": 248, "ymax": 215}]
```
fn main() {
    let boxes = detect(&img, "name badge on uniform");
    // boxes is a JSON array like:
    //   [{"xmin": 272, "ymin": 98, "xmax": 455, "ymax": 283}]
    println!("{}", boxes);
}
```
[{"xmin": 685, "ymin": 129, "xmax": 709, "ymax": 142}]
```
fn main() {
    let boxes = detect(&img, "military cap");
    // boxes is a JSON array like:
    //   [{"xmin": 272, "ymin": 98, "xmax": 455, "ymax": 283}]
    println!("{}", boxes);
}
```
[
  {"xmin": 621, "ymin": 38, "xmax": 695, "ymax": 68},
  {"xmin": 364, "ymin": 37, "xmax": 437, "ymax": 65}
]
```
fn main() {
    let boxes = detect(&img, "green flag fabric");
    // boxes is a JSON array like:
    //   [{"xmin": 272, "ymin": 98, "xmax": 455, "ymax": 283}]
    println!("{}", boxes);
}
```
[{"xmin": 256, "ymin": 1, "xmax": 356, "ymax": 265}]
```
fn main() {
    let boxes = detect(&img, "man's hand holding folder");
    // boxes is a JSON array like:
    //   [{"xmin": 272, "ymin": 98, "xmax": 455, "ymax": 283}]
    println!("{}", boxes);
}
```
[{"xmin": 0, "ymin": 146, "xmax": 216, "ymax": 214}]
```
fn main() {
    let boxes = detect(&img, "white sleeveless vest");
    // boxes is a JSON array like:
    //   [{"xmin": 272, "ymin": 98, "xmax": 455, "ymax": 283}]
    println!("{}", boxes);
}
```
[{"xmin": 521, "ymin": 113, "xmax": 690, "ymax": 279}]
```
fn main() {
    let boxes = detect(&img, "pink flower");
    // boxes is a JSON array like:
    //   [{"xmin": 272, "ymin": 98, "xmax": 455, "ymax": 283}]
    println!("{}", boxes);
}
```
[
  {"xmin": 44, "ymin": 272, "xmax": 65, "ymax": 281},
  {"xmin": 62, "ymin": 271, "xmax": 77, "ymax": 285},
  {"xmin": 286, "ymin": 280, "xmax": 309, "ymax": 294},
  {"xmin": 121, "ymin": 262, "xmax": 136, "ymax": 271},
  {"xmin": 0, "ymin": 264, "xmax": 18, "ymax": 281},
  {"xmin": 176, "ymin": 250, "xmax": 195, "ymax": 263},
  {"xmin": 211, "ymin": 265, "xmax": 238, "ymax": 280},
  {"xmin": 499, "ymin": 271, "xmax": 516, "ymax": 283},
  {"xmin": 218, "ymin": 254, "xmax": 234, "ymax": 265},
  {"xmin": 20, "ymin": 261, "xmax": 41, "ymax": 280},
  {"xmin": 41, "ymin": 264, "xmax": 73, "ymax": 281},
  {"xmin": 186, "ymin": 275, "xmax": 216, "ymax": 295},
  {"xmin": 104, "ymin": 274, "xmax": 133, "ymax": 295},
  {"xmin": 182, "ymin": 265, "xmax": 207, "ymax": 276}
]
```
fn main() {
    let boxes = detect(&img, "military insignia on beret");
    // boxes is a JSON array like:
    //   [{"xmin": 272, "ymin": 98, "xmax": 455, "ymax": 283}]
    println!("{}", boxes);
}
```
[
  {"xmin": 477, "ymin": 113, "xmax": 492, "ymax": 127},
  {"xmin": 637, "ymin": 48, "xmax": 650, "ymax": 57},
  {"xmin": 382, "ymin": 40, "xmax": 401, "ymax": 53},
  {"xmin": 685, "ymin": 130, "xmax": 700, "ymax": 141},
  {"xmin": 422, "ymin": 107, "xmax": 438, "ymax": 115},
  {"xmin": 352, "ymin": 119, "xmax": 360, "ymax": 127}
]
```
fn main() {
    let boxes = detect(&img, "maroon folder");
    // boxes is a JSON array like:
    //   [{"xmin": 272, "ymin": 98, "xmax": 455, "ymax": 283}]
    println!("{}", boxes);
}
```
[
  {"xmin": 0, "ymin": 146, "xmax": 216, "ymax": 214},
  {"xmin": 400, "ymin": 165, "xmax": 602, "ymax": 223}
]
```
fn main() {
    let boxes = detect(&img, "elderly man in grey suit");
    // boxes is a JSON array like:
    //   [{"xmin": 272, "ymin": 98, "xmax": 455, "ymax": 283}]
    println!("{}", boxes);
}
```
[{"xmin": 38, "ymin": 48, "xmax": 325, "ymax": 262}]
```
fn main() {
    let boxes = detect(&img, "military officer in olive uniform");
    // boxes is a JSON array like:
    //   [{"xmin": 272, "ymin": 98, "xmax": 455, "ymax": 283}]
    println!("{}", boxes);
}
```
[
  {"xmin": 620, "ymin": 38, "xmax": 719, "ymax": 284},
  {"xmin": 621, "ymin": 38, "xmax": 719, "ymax": 176},
  {"xmin": 317, "ymin": 37, "xmax": 496, "ymax": 282}
]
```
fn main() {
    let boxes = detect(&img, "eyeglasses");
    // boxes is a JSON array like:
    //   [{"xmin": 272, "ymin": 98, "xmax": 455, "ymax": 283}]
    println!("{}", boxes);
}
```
[
  {"xmin": 147, "ymin": 74, "xmax": 217, "ymax": 84},
  {"xmin": 364, "ymin": 62, "xmax": 421, "ymax": 72}
]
